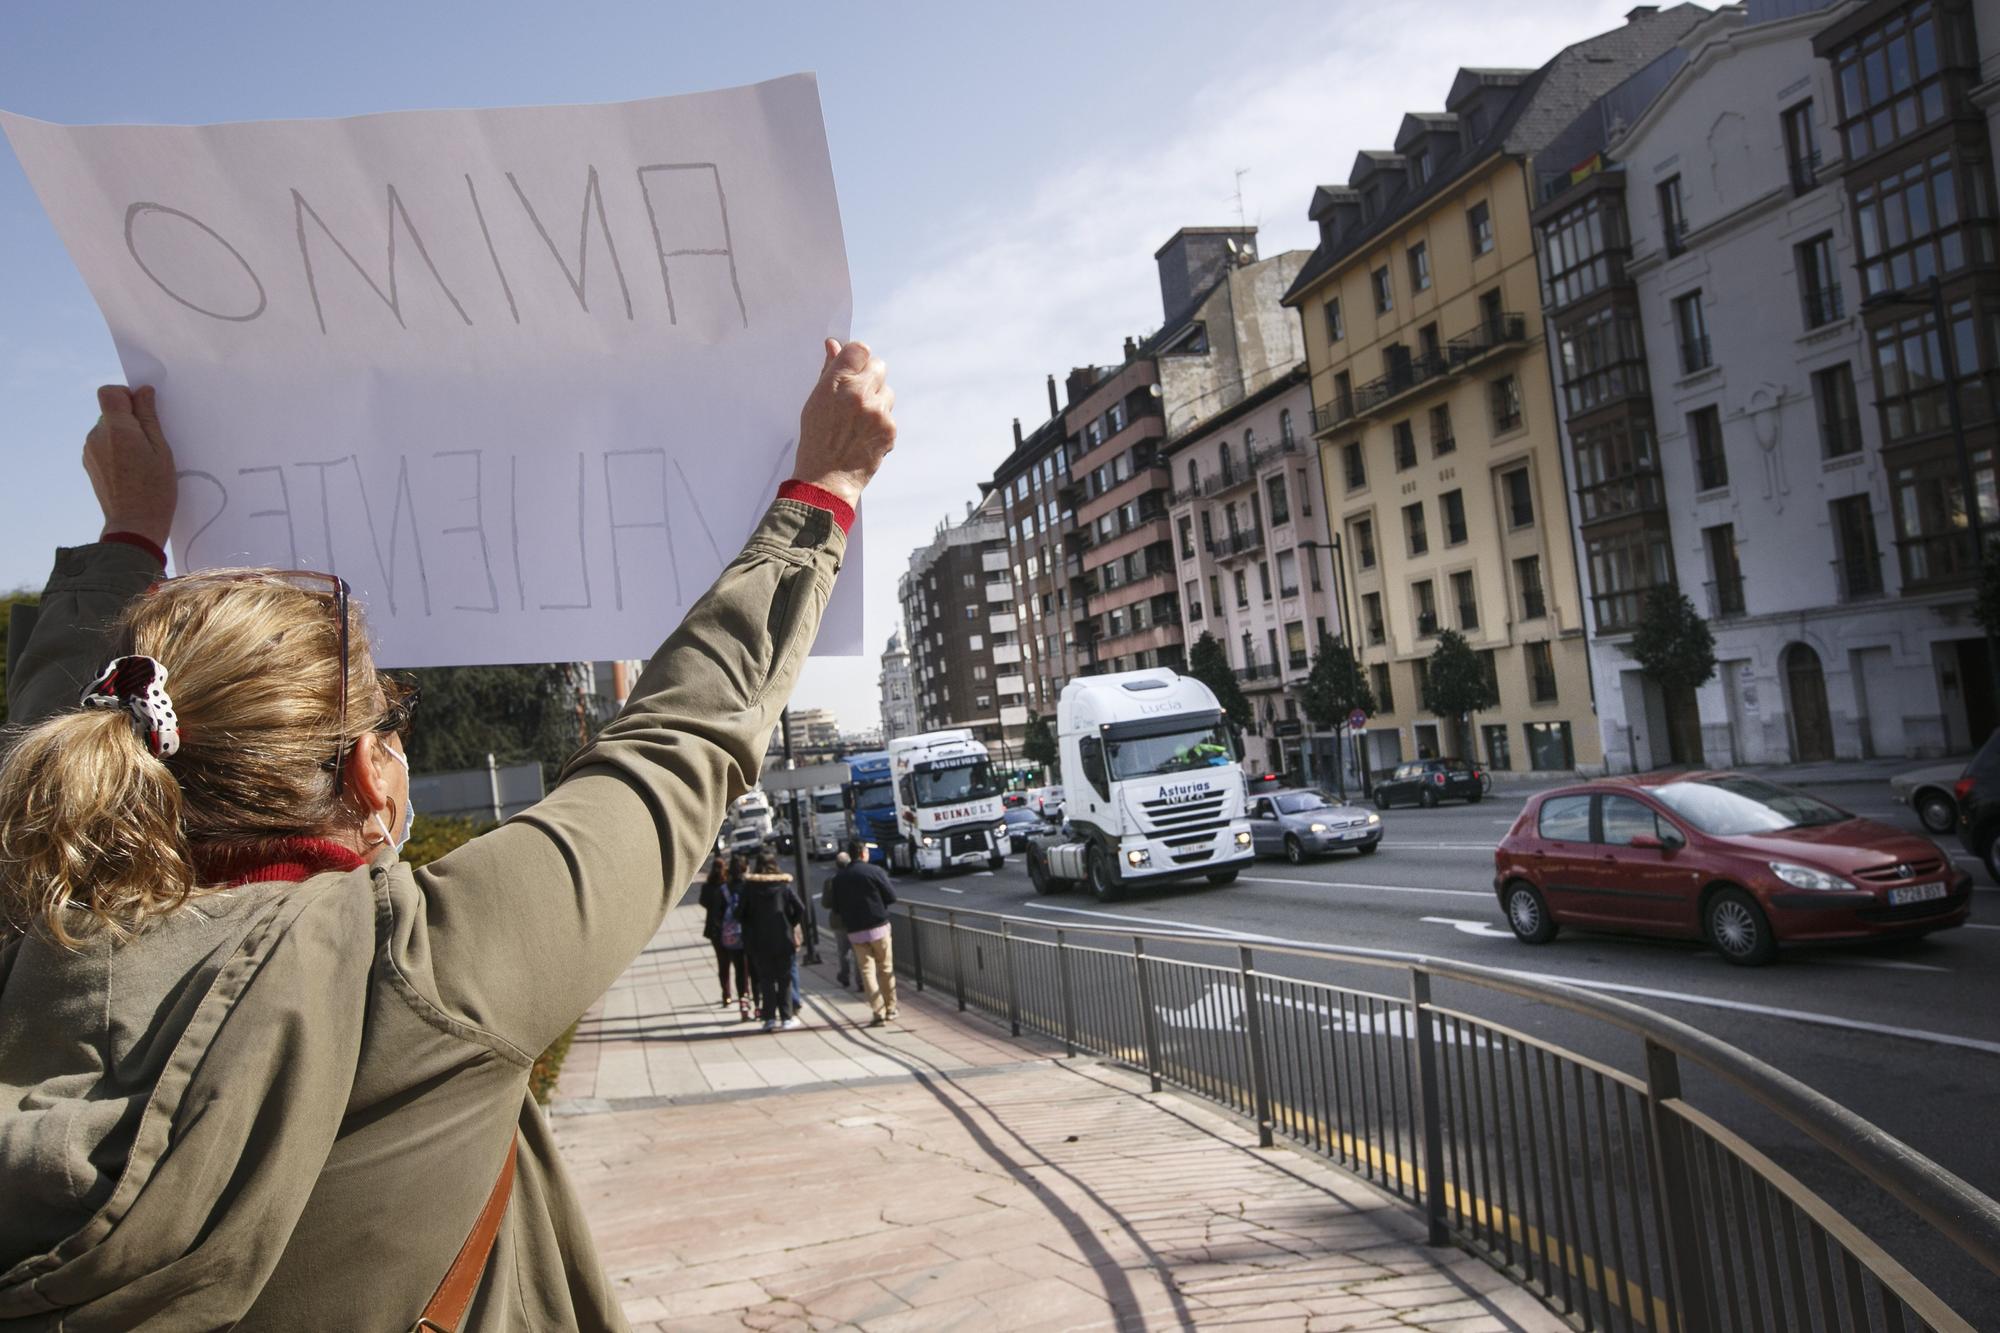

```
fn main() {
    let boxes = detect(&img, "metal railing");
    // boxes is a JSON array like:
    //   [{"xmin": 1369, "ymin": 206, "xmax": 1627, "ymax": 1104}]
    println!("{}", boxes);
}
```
[{"xmin": 891, "ymin": 906, "xmax": 1999, "ymax": 1333}]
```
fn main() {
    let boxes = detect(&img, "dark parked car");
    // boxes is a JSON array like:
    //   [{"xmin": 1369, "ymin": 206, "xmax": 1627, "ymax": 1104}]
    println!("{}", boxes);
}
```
[
  {"xmin": 1494, "ymin": 772, "xmax": 1971, "ymax": 965},
  {"xmin": 1956, "ymin": 729, "xmax": 2000, "ymax": 883},
  {"xmin": 1000, "ymin": 806, "xmax": 1052, "ymax": 853},
  {"xmin": 1373, "ymin": 758, "xmax": 1484, "ymax": 808}
]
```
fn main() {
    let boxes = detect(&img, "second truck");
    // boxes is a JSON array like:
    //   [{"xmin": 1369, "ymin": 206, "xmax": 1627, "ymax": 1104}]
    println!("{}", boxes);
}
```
[{"xmin": 886, "ymin": 729, "xmax": 1007, "ymax": 876}]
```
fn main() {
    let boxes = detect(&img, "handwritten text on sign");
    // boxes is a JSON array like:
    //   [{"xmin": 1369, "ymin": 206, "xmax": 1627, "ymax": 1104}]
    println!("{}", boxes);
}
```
[{"xmin": 2, "ymin": 75, "xmax": 857, "ymax": 666}]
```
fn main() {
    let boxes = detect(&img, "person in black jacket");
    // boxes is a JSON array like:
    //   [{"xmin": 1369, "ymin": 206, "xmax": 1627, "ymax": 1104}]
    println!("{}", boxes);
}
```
[
  {"xmin": 826, "ymin": 839, "xmax": 899, "ymax": 1025},
  {"xmin": 697, "ymin": 859, "xmax": 749, "ymax": 1015},
  {"xmin": 738, "ymin": 855, "xmax": 806, "ymax": 1031}
]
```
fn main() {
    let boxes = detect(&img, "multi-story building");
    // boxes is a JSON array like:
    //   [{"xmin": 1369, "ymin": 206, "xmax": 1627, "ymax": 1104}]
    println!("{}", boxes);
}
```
[
  {"xmin": 1287, "ymin": 6, "xmax": 1705, "ymax": 779},
  {"xmin": 1149, "ymin": 228, "xmax": 1344, "ymax": 780},
  {"xmin": 992, "ymin": 386, "xmax": 1081, "ymax": 715},
  {"xmin": 787, "ymin": 706, "xmax": 842, "ymax": 756},
  {"xmin": 896, "ymin": 491, "xmax": 1029, "ymax": 761},
  {"xmin": 877, "ymin": 629, "xmax": 917, "ymax": 743},
  {"xmin": 1813, "ymin": 0, "xmax": 1999, "ymax": 750}
]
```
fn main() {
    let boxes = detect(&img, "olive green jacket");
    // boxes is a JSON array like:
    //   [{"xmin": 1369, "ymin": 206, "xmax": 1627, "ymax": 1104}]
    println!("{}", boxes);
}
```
[{"xmin": 0, "ymin": 499, "xmax": 845, "ymax": 1330}]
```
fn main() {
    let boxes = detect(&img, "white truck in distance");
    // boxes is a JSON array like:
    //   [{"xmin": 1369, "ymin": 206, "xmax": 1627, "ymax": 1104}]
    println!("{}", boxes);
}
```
[
  {"xmin": 1027, "ymin": 668, "xmax": 1253, "ymax": 900},
  {"xmin": 886, "ymin": 729, "xmax": 1007, "ymax": 876},
  {"xmin": 808, "ymin": 786, "xmax": 846, "ymax": 858},
  {"xmin": 730, "ymin": 790, "xmax": 775, "ymax": 842}
]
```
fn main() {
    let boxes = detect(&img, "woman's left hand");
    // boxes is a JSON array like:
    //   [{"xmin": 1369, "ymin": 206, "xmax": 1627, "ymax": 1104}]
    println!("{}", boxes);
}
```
[{"xmin": 84, "ymin": 384, "xmax": 177, "ymax": 548}]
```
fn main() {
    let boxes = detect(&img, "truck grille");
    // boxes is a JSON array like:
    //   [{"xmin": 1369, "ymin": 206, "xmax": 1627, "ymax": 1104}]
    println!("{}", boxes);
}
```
[
  {"xmin": 1139, "ymin": 793, "xmax": 1231, "ymax": 839},
  {"xmin": 947, "ymin": 830, "xmax": 988, "ymax": 856}
]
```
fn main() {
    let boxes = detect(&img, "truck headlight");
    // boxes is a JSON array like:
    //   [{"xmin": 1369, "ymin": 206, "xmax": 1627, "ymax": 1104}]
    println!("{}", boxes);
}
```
[
  {"xmin": 1308, "ymin": 822, "xmax": 1328, "ymax": 833},
  {"xmin": 994, "ymin": 823, "xmax": 1008, "ymax": 838},
  {"xmin": 921, "ymin": 835, "xmax": 937, "ymax": 849},
  {"xmin": 1126, "ymin": 848, "xmax": 1152, "ymax": 868},
  {"xmin": 1235, "ymin": 830, "xmax": 1253, "ymax": 847},
  {"xmin": 1768, "ymin": 861, "xmax": 1852, "ymax": 891}
]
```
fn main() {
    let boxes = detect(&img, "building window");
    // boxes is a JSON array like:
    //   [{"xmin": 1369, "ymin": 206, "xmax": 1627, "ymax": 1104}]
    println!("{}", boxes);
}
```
[
  {"xmin": 1515, "ymin": 555, "xmax": 1546, "ymax": 620},
  {"xmin": 1298, "ymin": 470, "xmax": 1312, "ymax": 516},
  {"xmin": 1689, "ymin": 405, "xmax": 1728, "ymax": 491},
  {"xmin": 1429, "ymin": 403, "xmax": 1455, "ymax": 456},
  {"xmin": 1572, "ymin": 417, "xmax": 1663, "ymax": 523},
  {"xmin": 1414, "ymin": 149, "xmax": 1433, "ymax": 184},
  {"xmin": 973, "ymin": 664, "xmax": 989, "ymax": 681},
  {"xmin": 1525, "ymin": 641, "xmax": 1558, "ymax": 704},
  {"xmin": 1372, "ymin": 265, "xmax": 1394, "ymax": 315},
  {"xmin": 1784, "ymin": 100, "xmax": 1820, "ymax": 193},
  {"xmin": 1557, "ymin": 305, "xmax": 1648, "ymax": 416},
  {"xmin": 1674, "ymin": 291, "xmax": 1711, "ymax": 373},
  {"xmin": 1371, "ymin": 662, "xmax": 1395, "ymax": 713},
  {"xmin": 1266, "ymin": 473, "xmax": 1290, "ymax": 526},
  {"xmin": 1257, "ymin": 560, "xmax": 1273, "ymax": 601},
  {"xmin": 1830, "ymin": 494, "xmax": 1884, "ymax": 600},
  {"xmin": 1285, "ymin": 621, "xmax": 1308, "ymax": 670},
  {"xmin": 1490, "ymin": 375, "xmax": 1524, "ymax": 433},
  {"xmin": 1393, "ymin": 420, "xmax": 1418, "ymax": 470},
  {"xmin": 1537, "ymin": 192, "xmax": 1628, "ymax": 311},
  {"xmin": 1441, "ymin": 489, "xmax": 1468, "ymax": 545},
  {"xmin": 1186, "ymin": 459, "xmax": 1199, "ymax": 494},
  {"xmin": 1826, "ymin": 4, "xmax": 1956, "ymax": 161},
  {"xmin": 1870, "ymin": 298, "xmax": 1997, "ymax": 444},
  {"xmin": 1178, "ymin": 514, "xmax": 1194, "ymax": 559},
  {"xmin": 1209, "ymin": 574, "xmax": 1222, "ymax": 614},
  {"xmin": 1404, "ymin": 501, "xmax": 1429, "ymax": 556},
  {"xmin": 1482, "ymin": 724, "xmax": 1513, "ymax": 771},
  {"xmin": 1468, "ymin": 200, "xmax": 1493, "ymax": 256},
  {"xmin": 1586, "ymin": 528, "xmax": 1672, "ymax": 632},
  {"xmin": 1659, "ymin": 175, "xmax": 1687, "ymax": 255},
  {"xmin": 1408, "ymin": 242, "xmax": 1431, "ymax": 293},
  {"xmin": 1452, "ymin": 570, "xmax": 1478, "ymax": 631},
  {"xmin": 1343, "ymin": 441, "xmax": 1367, "ymax": 491},
  {"xmin": 1704, "ymin": 523, "xmax": 1745, "ymax": 618},
  {"xmin": 964, "ymin": 606, "xmax": 979, "ymax": 621},
  {"xmin": 1503, "ymin": 468, "xmax": 1535, "ymax": 529},
  {"xmin": 1324, "ymin": 298, "xmax": 1344, "ymax": 343},
  {"xmin": 1813, "ymin": 363, "xmax": 1863, "ymax": 458},
  {"xmin": 1355, "ymin": 517, "xmax": 1377, "ymax": 569},
  {"xmin": 1890, "ymin": 450, "xmax": 1996, "ymax": 586},
  {"xmin": 1235, "ymin": 570, "xmax": 1249, "ymax": 608},
  {"xmin": 1279, "ymin": 408, "xmax": 1294, "ymax": 444},
  {"xmin": 1277, "ymin": 548, "xmax": 1300, "ymax": 596},
  {"xmin": 1413, "ymin": 579, "xmax": 1438, "ymax": 637},
  {"xmin": 1108, "ymin": 401, "xmax": 1127, "ymax": 433},
  {"xmin": 1525, "ymin": 719, "xmax": 1573, "ymax": 770},
  {"xmin": 1851, "ymin": 150, "xmax": 1998, "ymax": 302},
  {"xmin": 1363, "ymin": 592, "xmax": 1386, "ymax": 645},
  {"xmin": 1797, "ymin": 233, "xmax": 1843, "ymax": 328}
]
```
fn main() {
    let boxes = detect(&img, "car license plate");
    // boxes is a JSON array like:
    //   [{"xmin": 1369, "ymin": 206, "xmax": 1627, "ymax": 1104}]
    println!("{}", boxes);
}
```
[
  {"xmin": 1887, "ymin": 881, "xmax": 1947, "ymax": 906},
  {"xmin": 1340, "ymin": 827, "xmax": 1370, "ymax": 839}
]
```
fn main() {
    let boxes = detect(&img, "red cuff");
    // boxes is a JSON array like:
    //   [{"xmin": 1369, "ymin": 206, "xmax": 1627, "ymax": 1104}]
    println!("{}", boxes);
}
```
[
  {"xmin": 776, "ymin": 481, "xmax": 855, "ymax": 535},
  {"xmin": 103, "ymin": 531, "xmax": 168, "ymax": 567}
]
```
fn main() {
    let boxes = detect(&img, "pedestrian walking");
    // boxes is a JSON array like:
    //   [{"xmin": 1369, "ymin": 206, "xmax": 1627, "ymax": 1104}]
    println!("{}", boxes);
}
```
[
  {"xmin": 737, "ymin": 854, "xmax": 806, "ymax": 1031},
  {"xmin": 0, "ymin": 339, "xmax": 896, "ymax": 1330},
  {"xmin": 698, "ymin": 859, "xmax": 750, "ymax": 1017},
  {"xmin": 726, "ymin": 853, "xmax": 757, "ymax": 1021},
  {"xmin": 821, "ymin": 851, "xmax": 855, "ymax": 990},
  {"xmin": 826, "ymin": 838, "xmax": 900, "ymax": 1025}
]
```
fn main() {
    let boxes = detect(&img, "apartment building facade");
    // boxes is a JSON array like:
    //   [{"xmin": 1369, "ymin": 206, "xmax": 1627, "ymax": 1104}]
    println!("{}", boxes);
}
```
[
  {"xmin": 1287, "ymin": 10, "xmax": 1704, "ymax": 778},
  {"xmin": 896, "ymin": 492, "xmax": 1029, "ymax": 760},
  {"xmin": 992, "ymin": 387, "xmax": 1082, "ymax": 715}
]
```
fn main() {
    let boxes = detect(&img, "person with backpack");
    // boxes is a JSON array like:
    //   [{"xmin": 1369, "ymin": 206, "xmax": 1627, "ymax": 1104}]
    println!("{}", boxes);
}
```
[
  {"xmin": 699, "ymin": 858, "xmax": 749, "ymax": 1017},
  {"xmin": 826, "ymin": 839, "xmax": 900, "ymax": 1026},
  {"xmin": 737, "ymin": 854, "xmax": 806, "ymax": 1031}
]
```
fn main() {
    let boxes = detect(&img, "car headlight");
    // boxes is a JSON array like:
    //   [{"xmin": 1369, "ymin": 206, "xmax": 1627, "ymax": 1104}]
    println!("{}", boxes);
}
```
[
  {"xmin": 1235, "ymin": 830, "xmax": 1253, "ymax": 847},
  {"xmin": 1126, "ymin": 848, "xmax": 1152, "ymax": 867},
  {"xmin": 1366, "ymin": 812, "xmax": 1381, "ymax": 824},
  {"xmin": 1768, "ymin": 861, "xmax": 1853, "ymax": 891},
  {"xmin": 921, "ymin": 835, "xmax": 937, "ymax": 848},
  {"xmin": 1308, "ymin": 822, "xmax": 1328, "ymax": 833}
]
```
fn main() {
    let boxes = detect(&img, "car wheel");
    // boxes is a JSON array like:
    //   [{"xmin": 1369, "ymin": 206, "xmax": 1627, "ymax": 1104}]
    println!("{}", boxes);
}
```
[
  {"xmin": 1028, "ymin": 852, "xmax": 1058, "ymax": 896},
  {"xmin": 1421, "ymin": 787, "xmax": 1439, "ymax": 808},
  {"xmin": 1207, "ymin": 869, "xmax": 1239, "ymax": 886},
  {"xmin": 1088, "ymin": 845, "xmax": 1122, "ymax": 903},
  {"xmin": 1285, "ymin": 835, "xmax": 1305, "ymax": 865},
  {"xmin": 1356, "ymin": 842, "xmax": 1379, "ymax": 856},
  {"xmin": 1374, "ymin": 792, "xmax": 1390, "ymax": 810},
  {"xmin": 1504, "ymin": 882, "xmax": 1557, "ymax": 944},
  {"xmin": 1706, "ymin": 887, "xmax": 1777, "ymax": 966},
  {"xmin": 1914, "ymin": 790, "xmax": 1956, "ymax": 834}
]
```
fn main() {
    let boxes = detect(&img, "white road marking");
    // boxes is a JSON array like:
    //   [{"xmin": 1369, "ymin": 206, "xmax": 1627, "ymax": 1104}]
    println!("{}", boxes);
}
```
[
  {"xmin": 935, "ymin": 885, "xmax": 965, "ymax": 895},
  {"xmin": 1242, "ymin": 874, "xmax": 1490, "ymax": 900},
  {"xmin": 1965, "ymin": 923, "xmax": 2000, "ymax": 931},
  {"xmin": 1421, "ymin": 915, "xmax": 1515, "ymax": 939},
  {"xmin": 1019, "ymin": 903, "xmax": 2000, "ymax": 1057}
]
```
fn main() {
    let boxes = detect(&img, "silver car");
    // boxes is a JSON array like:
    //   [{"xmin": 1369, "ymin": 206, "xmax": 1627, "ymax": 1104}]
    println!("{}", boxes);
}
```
[
  {"xmin": 1888, "ymin": 760, "xmax": 1966, "ymax": 834},
  {"xmin": 1248, "ymin": 789, "xmax": 1382, "ymax": 863}
]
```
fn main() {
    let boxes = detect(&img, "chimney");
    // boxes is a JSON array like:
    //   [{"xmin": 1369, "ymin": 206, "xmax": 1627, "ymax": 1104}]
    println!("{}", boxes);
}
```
[
  {"xmin": 1046, "ymin": 373, "xmax": 1059, "ymax": 418},
  {"xmin": 1625, "ymin": 5, "xmax": 1658, "ymax": 17},
  {"xmin": 1012, "ymin": 417, "xmax": 1023, "ymax": 447},
  {"xmin": 1123, "ymin": 335, "xmax": 1138, "ymax": 361}
]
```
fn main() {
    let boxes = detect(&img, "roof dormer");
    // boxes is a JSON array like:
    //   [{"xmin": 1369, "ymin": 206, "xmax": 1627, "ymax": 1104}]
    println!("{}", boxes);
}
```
[
  {"xmin": 1445, "ymin": 67, "xmax": 1532, "ymax": 144},
  {"xmin": 1394, "ymin": 112, "xmax": 1460, "ymax": 189},
  {"xmin": 1308, "ymin": 184, "xmax": 1362, "ymax": 249},
  {"xmin": 1348, "ymin": 151, "xmax": 1405, "ymax": 224}
]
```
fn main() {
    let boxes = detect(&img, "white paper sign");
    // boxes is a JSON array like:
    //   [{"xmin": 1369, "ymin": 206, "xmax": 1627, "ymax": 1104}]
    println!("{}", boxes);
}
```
[{"xmin": 3, "ymin": 75, "xmax": 859, "ymax": 666}]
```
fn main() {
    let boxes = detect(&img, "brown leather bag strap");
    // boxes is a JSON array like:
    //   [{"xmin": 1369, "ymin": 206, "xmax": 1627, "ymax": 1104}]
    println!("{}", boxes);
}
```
[{"xmin": 412, "ymin": 1134, "xmax": 519, "ymax": 1333}]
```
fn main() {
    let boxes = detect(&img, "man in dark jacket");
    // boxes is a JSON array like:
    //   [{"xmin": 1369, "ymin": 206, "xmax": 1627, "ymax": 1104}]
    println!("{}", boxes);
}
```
[{"xmin": 827, "ymin": 839, "xmax": 899, "ymax": 1025}]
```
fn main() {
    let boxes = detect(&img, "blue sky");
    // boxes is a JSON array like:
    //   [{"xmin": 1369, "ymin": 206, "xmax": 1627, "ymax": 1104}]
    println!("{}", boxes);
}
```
[{"xmin": 1, "ymin": 0, "xmax": 1644, "ymax": 727}]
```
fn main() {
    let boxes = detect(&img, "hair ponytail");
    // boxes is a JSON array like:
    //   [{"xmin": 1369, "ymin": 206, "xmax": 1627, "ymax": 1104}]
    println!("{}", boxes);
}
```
[{"xmin": 0, "ymin": 707, "xmax": 197, "ymax": 947}]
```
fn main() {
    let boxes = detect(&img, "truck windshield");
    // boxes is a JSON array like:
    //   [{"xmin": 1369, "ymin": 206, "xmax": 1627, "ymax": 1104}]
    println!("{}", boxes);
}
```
[
  {"xmin": 1105, "ymin": 722, "xmax": 1234, "ymax": 780},
  {"xmin": 855, "ymin": 781, "xmax": 894, "ymax": 811},
  {"xmin": 813, "ymin": 793, "xmax": 843, "ymax": 814},
  {"xmin": 913, "ymin": 760, "xmax": 999, "ymax": 806}
]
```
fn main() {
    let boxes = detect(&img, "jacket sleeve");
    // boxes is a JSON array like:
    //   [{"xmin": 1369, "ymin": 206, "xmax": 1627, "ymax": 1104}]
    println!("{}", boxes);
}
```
[
  {"xmin": 396, "ymin": 498, "xmax": 845, "ymax": 1059},
  {"xmin": 5, "ymin": 542, "xmax": 162, "ymax": 729},
  {"xmin": 879, "ymin": 872, "xmax": 898, "ymax": 908}
]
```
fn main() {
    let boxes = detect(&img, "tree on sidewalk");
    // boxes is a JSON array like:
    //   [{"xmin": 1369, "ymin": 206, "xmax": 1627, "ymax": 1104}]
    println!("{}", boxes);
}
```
[
  {"xmin": 1299, "ymin": 634, "xmax": 1375, "ymax": 796},
  {"xmin": 1185, "ymin": 630, "xmax": 1251, "ymax": 731},
  {"xmin": 1627, "ymin": 584, "xmax": 1716, "ymax": 766},
  {"xmin": 404, "ymin": 664, "xmax": 585, "ymax": 782},
  {"xmin": 1023, "ymin": 710, "xmax": 1059, "ymax": 775},
  {"xmin": 1420, "ymin": 629, "xmax": 1497, "ymax": 759}
]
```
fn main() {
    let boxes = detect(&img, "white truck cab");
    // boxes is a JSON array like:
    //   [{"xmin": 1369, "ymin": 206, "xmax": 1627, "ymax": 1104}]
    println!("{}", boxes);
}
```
[
  {"xmin": 730, "ymin": 790, "xmax": 775, "ymax": 841},
  {"xmin": 886, "ymin": 729, "xmax": 1007, "ymax": 876},
  {"xmin": 1029, "ymin": 669, "xmax": 1253, "ymax": 899}
]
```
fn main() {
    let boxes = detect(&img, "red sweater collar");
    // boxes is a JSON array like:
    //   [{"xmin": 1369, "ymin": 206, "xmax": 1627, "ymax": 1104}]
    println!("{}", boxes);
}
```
[{"xmin": 198, "ymin": 837, "xmax": 368, "ymax": 888}]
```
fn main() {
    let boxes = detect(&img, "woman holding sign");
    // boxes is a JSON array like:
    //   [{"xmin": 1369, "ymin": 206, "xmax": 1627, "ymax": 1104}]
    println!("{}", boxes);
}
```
[{"xmin": 0, "ymin": 340, "xmax": 893, "ymax": 1331}]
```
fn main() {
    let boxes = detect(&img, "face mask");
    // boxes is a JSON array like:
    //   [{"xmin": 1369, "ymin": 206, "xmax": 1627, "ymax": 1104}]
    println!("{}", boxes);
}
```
[{"xmin": 371, "ymin": 743, "xmax": 415, "ymax": 855}]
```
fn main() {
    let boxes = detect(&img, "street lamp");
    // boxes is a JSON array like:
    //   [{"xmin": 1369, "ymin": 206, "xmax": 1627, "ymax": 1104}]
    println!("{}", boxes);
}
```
[{"xmin": 1864, "ymin": 275, "xmax": 2000, "ymax": 701}]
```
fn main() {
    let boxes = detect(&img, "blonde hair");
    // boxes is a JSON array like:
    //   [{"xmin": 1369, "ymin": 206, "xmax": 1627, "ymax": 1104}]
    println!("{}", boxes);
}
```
[{"xmin": 0, "ymin": 571, "xmax": 388, "ymax": 947}]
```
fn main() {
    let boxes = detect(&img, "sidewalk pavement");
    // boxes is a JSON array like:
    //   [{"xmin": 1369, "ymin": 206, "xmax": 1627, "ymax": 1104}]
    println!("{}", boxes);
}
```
[{"xmin": 551, "ymin": 902, "xmax": 1563, "ymax": 1332}]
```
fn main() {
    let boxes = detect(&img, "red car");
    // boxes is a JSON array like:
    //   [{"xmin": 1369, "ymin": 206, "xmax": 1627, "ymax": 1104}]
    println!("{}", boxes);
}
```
[{"xmin": 1493, "ymin": 772, "xmax": 1971, "ymax": 965}]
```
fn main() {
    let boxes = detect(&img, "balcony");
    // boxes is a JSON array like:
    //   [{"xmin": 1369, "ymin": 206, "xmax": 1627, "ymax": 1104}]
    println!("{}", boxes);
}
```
[
  {"xmin": 1312, "ymin": 395, "xmax": 1359, "ymax": 436},
  {"xmin": 1172, "ymin": 436, "xmax": 1305, "ymax": 505},
  {"xmin": 1287, "ymin": 651, "xmax": 1310, "ymax": 671},
  {"xmin": 1576, "ymin": 471, "xmax": 1666, "ymax": 527},
  {"xmin": 1312, "ymin": 314, "xmax": 1529, "ymax": 436},
  {"xmin": 1366, "ymin": 620, "xmax": 1386, "ymax": 646},
  {"xmin": 1898, "ymin": 532, "xmax": 1980, "ymax": 588},
  {"xmin": 1705, "ymin": 575, "xmax": 1747, "ymax": 620},
  {"xmin": 1832, "ymin": 552, "xmax": 1885, "ymax": 602},
  {"xmin": 1235, "ymin": 662, "xmax": 1282, "ymax": 683},
  {"xmin": 1592, "ymin": 588, "xmax": 1648, "ymax": 635},
  {"xmin": 1205, "ymin": 526, "xmax": 1265, "ymax": 561},
  {"xmin": 1789, "ymin": 149, "xmax": 1822, "ymax": 195},
  {"xmin": 1416, "ymin": 610, "xmax": 1439, "ymax": 637},
  {"xmin": 1802, "ymin": 285, "xmax": 1845, "ymax": 329}
]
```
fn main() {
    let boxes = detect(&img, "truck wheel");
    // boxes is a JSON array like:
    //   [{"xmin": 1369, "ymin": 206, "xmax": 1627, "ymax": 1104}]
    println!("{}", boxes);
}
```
[
  {"xmin": 1088, "ymin": 845, "xmax": 1123, "ymax": 902},
  {"xmin": 988, "ymin": 852, "xmax": 1005, "ymax": 871},
  {"xmin": 1207, "ymin": 869, "xmax": 1239, "ymax": 886},
  {"xmin": 1028, "ymin": 853, "xmax": 1059, "ymax": 896}
]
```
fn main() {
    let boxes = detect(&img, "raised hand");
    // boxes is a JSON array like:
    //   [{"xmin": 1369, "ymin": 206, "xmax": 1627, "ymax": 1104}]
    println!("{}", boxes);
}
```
[
  {"xmin": 83, "ymin": 385, "xmax": 177, "ymax": 549},
  {"xmin": 791, "ymin": 339, "xmax": 896, "ymax": 509}
]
